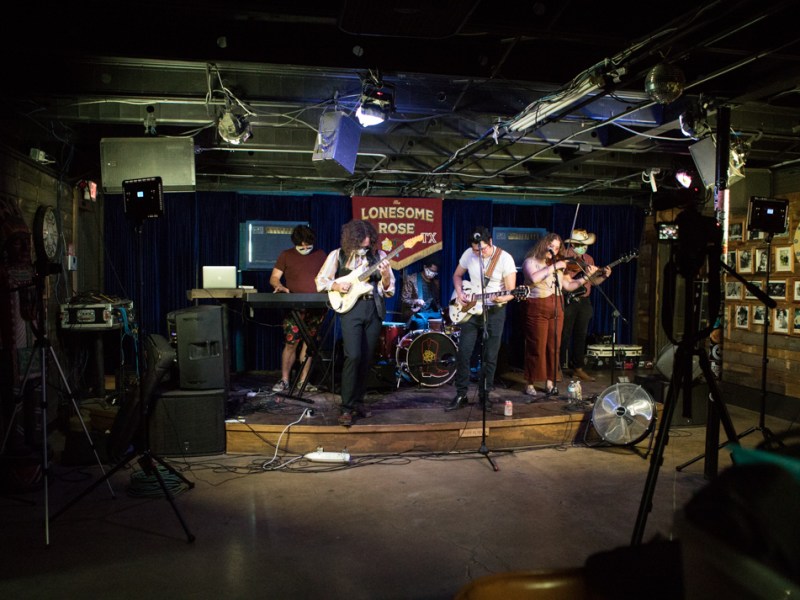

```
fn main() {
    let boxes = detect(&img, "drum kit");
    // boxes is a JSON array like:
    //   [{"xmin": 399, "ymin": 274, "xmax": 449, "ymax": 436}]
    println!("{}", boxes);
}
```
[{"xmin": 377, "ymin": 310, "xmax": 460, "ymax": 387}]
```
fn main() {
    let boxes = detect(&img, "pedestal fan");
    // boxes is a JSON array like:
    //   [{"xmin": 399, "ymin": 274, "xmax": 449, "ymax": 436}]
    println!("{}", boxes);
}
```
[{"xmin": 591, "ymin": 383, "xmax": 656, "ymax": 446}]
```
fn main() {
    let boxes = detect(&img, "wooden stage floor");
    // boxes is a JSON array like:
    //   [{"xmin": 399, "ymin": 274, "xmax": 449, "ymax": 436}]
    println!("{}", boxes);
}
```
[{"xmin": 224, "ymin": 368, "xmax": 659, "ymax": 456}]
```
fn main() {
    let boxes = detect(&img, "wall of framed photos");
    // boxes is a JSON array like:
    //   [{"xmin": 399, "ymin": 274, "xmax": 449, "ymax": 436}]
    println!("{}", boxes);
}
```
[{"xmin": 722, "ymin": 192, "xmax": 800, "ymax": 396}]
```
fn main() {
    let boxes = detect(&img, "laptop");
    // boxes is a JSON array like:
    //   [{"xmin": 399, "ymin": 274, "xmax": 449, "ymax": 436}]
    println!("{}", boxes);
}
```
[{"xmin": 202, "ymin": 266, "xmax": 238, "ymax": 289}]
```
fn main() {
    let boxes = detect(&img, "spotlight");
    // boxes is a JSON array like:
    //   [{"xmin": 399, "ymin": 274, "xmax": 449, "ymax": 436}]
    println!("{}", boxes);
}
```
[
  {"xmin": 679, "ymin": 96, "xmax": 713, "ymax": 139},
  {"xmin": 675, "ymin": 169, "xmax": 693, "ymax": 188},
  {"xmin": 217, "ymin": 109, "xmax": 252, "ymax": 145},
  {"xmin": 355, "ymin": 73, "xmax": 394, "ymax": 127}
]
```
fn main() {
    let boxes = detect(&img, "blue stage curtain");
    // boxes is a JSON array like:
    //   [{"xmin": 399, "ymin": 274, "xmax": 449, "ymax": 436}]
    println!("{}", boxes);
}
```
[{"xmin": 105, "ymin": 193, "xmax": 643, "ymax": 373}]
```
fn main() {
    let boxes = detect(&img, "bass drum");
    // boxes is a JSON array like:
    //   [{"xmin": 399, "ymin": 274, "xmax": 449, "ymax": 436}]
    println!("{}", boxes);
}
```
[{"xmin": 396, "ymin": 330, "xmax": 457, "ymax": 387}]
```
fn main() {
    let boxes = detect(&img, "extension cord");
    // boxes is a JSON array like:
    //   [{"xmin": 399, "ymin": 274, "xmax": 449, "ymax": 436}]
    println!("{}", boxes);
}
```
[{"xmin": 304, "ymin": 450, "xmax": 350, "ymax": 463}]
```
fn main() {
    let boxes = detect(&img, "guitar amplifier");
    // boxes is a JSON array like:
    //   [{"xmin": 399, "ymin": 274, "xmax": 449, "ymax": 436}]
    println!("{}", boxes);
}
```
[
  {"xmin": 60, "ymin": 299, "xmax": 135, "ymax": 330},
  {"xmin": 586, "ymin": 344, "xmax": 643, "ymax": 369}
]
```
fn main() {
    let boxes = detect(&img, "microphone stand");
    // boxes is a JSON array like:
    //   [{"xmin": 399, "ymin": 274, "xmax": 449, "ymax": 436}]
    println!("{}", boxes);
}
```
[
  {"xmin": 549, "ymin": 251, "xmax": 561, "ymax": 396},
  {"xmin": 476, "ymin": 246, "xmax": 498, "ymax": 471}
]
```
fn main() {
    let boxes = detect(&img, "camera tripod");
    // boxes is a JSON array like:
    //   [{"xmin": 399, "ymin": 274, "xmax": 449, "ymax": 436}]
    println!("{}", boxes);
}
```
[{"xmin": 2, "ymin": 268, "xmax": 114, "ymax": 545}]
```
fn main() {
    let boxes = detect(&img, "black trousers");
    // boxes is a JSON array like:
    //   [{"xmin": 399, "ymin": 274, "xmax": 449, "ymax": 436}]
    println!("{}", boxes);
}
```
[
  {"xmin": 559, "ymin": 297, "xmax": 593, "ymax": 369},
  {"xmin": 339, "ymin": 297, "xmax": 382, "ymax": 412}
]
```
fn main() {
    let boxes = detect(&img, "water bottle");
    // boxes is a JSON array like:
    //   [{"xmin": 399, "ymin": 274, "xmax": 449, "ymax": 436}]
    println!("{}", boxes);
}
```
[{"xmin": 567, "ymin": 380, "xmax": 577, "ymax": 401}]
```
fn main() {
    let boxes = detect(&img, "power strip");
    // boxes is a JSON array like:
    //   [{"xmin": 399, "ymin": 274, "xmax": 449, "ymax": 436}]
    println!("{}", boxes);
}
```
[{"xmin": 304, "ymin": 450, "xmax": 351, "ymax": 463}]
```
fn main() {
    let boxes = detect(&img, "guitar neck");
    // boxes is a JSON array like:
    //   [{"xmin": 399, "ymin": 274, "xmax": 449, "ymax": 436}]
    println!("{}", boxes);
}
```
[{"xmin": 357, "ymin": 244, "xmax": 406, "ymax": 283}]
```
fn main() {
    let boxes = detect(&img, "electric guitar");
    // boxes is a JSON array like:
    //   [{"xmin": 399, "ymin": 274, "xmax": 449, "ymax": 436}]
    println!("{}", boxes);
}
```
[
  {"xmin": 329, "ymin": 234, "xmax": 424, "ymax": 314},
  {"xmin": 564, "ymin": 250, "xmax": 639, "ymax": 305},
  {"xmin": 448, "ymin": 281, "xmax": 530, "ymax": 324}
]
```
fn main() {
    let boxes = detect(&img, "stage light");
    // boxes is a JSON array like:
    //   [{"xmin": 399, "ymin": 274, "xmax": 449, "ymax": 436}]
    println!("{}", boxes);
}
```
[
  {"xmin": 355, "ymin": 73, "xmax": 394, "ymax": 127},
  {"xmin": 679, "ymin": 96, "xmax": 712, "ymax": 139},
  {"xmin": 675, "ymin": 169, "xmax": 693, "ymax": 188},
  {"xmin": 217, "ymin": 109, "xmax": 252, "ymax": 145}
]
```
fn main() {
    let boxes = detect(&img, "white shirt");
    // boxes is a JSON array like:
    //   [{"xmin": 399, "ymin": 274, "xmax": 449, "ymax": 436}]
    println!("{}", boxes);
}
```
[{"xmin": 458, "ymin": 246, "xmax": 516, "ymax": 304}]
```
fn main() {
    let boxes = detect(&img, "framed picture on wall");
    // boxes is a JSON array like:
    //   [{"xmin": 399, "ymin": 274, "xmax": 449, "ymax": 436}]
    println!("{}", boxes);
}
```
[
  {"xmin": 767, "ymin": 280, "xmax": 787, "ymax": 299},
  {"xmin": 728, "ymin": 220, "xmax": 744, "ymax": 241},
  {"xmin": 748, "ymin": 229, "xmax": 765, "ymax": 242},
  {"xmin": 738, "ymin": 249, "xmax": 753, "ymax": 273},
  {"xmin": 755, "ymin": 248, "xmax": 769, "ymax": 273},
  {"xmin": 745, "ymin": 280, "xmax": 762, "ymax": 299},
  {"xmin": 773, "ymin": 307, "xmax": 790, "ymax": 333},
  {"xmin": 794, "ymin": 280, "xmax": 800, "ymax": 301},
  {"xmin": 775, "ymin": 246, "xmax": 793, "ymax": 272},
  {"xmin": 735, "ymin": 305, "xmax": 750, "ymax": 329},
  {"xmin": 793, "ymin": 307, "xmax": 800, "ymax": 333},
  {"xmin": 726, "ymin": 251, "xmax": 736, "ymax": 267},
  {"xmin": 725, "ymin": 281, "xmax": 743, "ymax": 300},
  {"xmin": 752, "ymin": 304, "xmax": 766, "ymax": 325}
]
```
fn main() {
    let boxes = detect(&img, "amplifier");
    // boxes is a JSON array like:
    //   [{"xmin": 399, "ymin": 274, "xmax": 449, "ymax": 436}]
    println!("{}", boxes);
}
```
[
  {"xmin": 60, "ymin": 299, "xmax": 135, "ymax": 330},
  {"xmin": 586, "ymin": 344, "xmax": 643, "ymax": 369}
]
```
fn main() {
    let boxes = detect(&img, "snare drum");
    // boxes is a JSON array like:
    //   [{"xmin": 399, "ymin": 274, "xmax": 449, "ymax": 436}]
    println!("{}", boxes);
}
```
[
  {"xmin": 396, "ymin": 330, "xmax": 457, "ymax": 387},
  {"xmin": 427, "ymin": 318, "xmax": 444, "ymax": 332},
  {"xmin": 377, "ymin": 322, "xmax": 406, "ymax": 360}
]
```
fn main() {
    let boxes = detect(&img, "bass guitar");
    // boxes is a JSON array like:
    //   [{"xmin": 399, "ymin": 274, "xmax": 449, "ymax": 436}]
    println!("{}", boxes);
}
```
[
  {"xmin": 329, "ymin": 234, "xmax": 424, "ymax": 314},
  {"xmin": 564, "ymin": 250, "xmax": 639, "ymax": 305},
  {"xmin": 448, "ymin": 281, "xmax": 530, "ymax": 324}
]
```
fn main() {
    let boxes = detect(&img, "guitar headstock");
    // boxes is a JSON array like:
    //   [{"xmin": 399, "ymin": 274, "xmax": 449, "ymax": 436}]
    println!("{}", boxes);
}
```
[
  {"xmin": 512, "ymin": 285, "xmax": 530, "ymax": 300},
  {"xmin": 404, "ymin": 234, "xmax": 425, "ymax": 249},
  {"xmin": 621, "ymin": 250, "xmax": 639, "ymax": 263}
]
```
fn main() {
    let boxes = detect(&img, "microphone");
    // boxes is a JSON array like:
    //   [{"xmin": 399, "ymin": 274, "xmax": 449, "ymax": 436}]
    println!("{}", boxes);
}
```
[{"xmin": 547, "ymin": 248, "xmax": 556, "ymax": 256}]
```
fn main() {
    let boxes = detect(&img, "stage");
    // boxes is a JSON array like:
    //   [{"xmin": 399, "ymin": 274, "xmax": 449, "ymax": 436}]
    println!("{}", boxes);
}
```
[{"xmin": 222, "ymin": 368, "xmax": 656, "ymax": 456}]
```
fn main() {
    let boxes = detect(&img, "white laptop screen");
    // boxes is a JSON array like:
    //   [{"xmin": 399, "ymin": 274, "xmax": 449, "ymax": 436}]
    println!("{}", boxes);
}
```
[{"xmin": 202, "ymin": 266, "xmax": 238, "ymax": 289}]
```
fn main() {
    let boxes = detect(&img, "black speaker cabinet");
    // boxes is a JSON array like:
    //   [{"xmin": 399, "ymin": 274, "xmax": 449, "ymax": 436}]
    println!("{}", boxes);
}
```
[
  {"xmin": 168, "ymin": 305, "xmax": 229, "ymax": 390},
  {"xmin": 149, "ymin": 388, "xmax": 226, "ymax": 456},
  {"xmin": 635, "ymin": 375, "xmax": 708, "ymax": 426}
]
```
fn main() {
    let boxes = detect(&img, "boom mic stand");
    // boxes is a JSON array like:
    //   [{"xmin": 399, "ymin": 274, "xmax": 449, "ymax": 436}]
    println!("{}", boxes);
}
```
[{"xmin": 5, "ymin": 262, "xmax": 114, "ymax": 545}]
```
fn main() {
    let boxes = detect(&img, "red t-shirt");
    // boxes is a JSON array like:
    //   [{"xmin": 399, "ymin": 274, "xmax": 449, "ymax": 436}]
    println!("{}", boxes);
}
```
[{"xmin": 274, "ymin": 248, "xmax": 327, "ymax": 293}]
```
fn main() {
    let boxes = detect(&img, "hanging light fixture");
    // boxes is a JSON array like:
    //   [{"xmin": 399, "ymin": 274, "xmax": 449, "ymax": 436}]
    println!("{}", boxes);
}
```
[
  {"xmin": 217, "ymin": 108, "xmax": 252, "ymax": 145},
  {"xmin": 355, "ymin": 71, "xmax": 394, "ymax": 127}
]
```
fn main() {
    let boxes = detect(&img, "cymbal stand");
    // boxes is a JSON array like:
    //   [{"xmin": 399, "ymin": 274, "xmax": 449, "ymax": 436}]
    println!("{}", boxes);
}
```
[{"xmin": 3, "ymin": 266, "xmax": 114, "ymax": 545}]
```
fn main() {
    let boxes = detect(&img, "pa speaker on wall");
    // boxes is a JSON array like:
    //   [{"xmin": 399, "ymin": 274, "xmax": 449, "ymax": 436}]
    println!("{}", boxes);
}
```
[
  {"xmin": 149, "ymin": 388, "xmax": 226, "ymax": 456},
  {"xmin": 168, "ymin": 305, "xmax": 229, "ymax": 390},
  {"xmin": 312, "ymin": 111, "xmax": 361, "ymax": 176},
  {"xmin": 100, "ymin": 137, "xmax": 196, "ymax": 193}
]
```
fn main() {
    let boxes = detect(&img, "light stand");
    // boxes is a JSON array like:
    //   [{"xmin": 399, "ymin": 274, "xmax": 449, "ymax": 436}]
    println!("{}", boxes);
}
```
[
  {"xmin": 736, "ymin": 232, "xmax": 780, "ymax": 445},
  {"xmin": 675, "ymin": 259, "xmax": 776, "ymax": 471},
  {"xmin": 4, "ymin": 262, "xmax": 114, "ymax": 545},
  {"xmin": 52, "ymin": 178, "xmax": 195, "ymax": 542}
]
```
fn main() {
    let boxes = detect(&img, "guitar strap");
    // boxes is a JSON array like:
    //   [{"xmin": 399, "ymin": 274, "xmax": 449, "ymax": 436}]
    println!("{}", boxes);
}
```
[{"xmin": 483, "ymin": 246, "xmax": 503, "ymax": 286}]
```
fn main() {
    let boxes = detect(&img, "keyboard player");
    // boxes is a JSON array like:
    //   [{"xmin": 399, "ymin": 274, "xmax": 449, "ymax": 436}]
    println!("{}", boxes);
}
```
[{"xmin": 269, "ymin": 225, "xmax": 327, "ymax": 393}]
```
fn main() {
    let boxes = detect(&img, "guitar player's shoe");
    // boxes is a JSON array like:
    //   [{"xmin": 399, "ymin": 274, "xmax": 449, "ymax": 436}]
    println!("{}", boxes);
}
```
[{"xmin": 445, "ymin": 395, "xmax": 468, "ymax": 412}]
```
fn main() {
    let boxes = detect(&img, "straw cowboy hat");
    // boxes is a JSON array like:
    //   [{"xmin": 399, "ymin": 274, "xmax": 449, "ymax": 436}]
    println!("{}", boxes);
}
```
[{"xmin": 565, "ymin": 229, "xmax": 596, "ymax": 245}]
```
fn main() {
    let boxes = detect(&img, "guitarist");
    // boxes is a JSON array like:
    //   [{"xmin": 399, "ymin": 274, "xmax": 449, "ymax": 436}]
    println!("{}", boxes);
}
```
[
  {"xmin": 445, "ymin": 226, "xmax": 517, "ymax": 412},
  {"xmin": 559, "ymin": 229, "xmax": 612, "ymax": 383},
  {"xmin": 315, "ymin": 220, "xmax": 395, "ymax": 427}
]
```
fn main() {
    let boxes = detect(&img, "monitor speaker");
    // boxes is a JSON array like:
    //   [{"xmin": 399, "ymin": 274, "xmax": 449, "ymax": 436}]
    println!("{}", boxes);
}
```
[
  {"xmin": 634, "ymin": 374, "xmax": 708, "ymax": 426},
  {"xmin": 312, "ymin": 111, "xmax": 361, "ymax": 176},
  {"xmin": 149, "ymin": 388, "xmax": 226, "ymax": 456},
  {"xmin": 169, "ymin": 305, "xmax": 229, "ymax": 390}
]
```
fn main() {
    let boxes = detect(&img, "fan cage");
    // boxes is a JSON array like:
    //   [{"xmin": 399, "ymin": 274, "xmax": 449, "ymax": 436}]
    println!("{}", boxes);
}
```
[{"xmin": 592, "ymin": 383, "xmax": 656, "ymax": 445}]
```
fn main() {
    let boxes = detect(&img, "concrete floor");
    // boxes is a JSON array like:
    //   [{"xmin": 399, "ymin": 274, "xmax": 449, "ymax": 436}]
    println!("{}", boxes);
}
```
[{"xmin": 1, "ymin": 400, "xmax": 796, "ymax": 599}]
